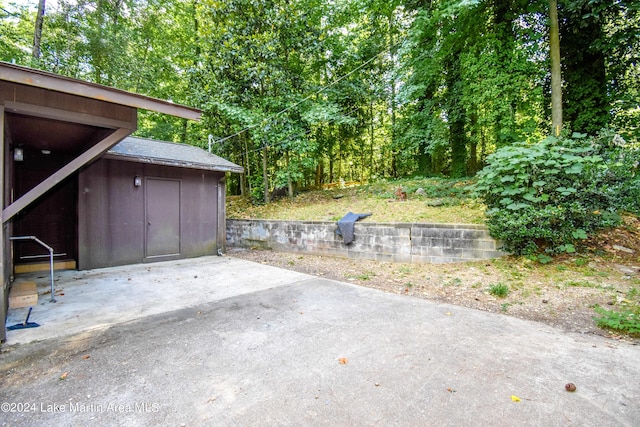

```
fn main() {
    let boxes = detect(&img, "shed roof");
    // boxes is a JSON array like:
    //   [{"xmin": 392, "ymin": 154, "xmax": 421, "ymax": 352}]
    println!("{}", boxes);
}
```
[
  {"xmin": 0, "ymin": 61, "xmax": 201, "ymax": 121},
  {"xmin": 105, "ymin": 136, "xmax": 244, "ymax": 173}
]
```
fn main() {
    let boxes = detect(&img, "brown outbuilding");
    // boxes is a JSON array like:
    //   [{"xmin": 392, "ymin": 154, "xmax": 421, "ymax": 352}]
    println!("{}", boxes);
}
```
[{"xmin": 0, "ymin": 62, "xmax": 242, "ymax": 341}]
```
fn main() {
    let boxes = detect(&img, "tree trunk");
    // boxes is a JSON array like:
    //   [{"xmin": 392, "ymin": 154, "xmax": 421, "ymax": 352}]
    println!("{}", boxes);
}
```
[
  {"xmin": 239, "ymin": 171, "xmax": 246, "ymax": 197},
  {"xmin": 32, "ymin": 0, "xmax": 46, "ymax": 60},
  {"xmin": 445, "ymin": 52, "xmax": 467, "ymax": 178},
  {"xmin": 549, "ymin": 0, "xmax": 563, "ymax": 137},
  {"xmin": 285, "ymin": 151, "xmax": 293, "ymax": 198},
  {"xmin": 369, "ymin": 101, "xmax": 375, "ymax": 179},
  {"xmin": 180, "ymin": 119, "xmax": 188, "ymax": 144},
  {"xmin": 417, "ymin": 140, "xmax": 432, "ymax": 176},
  {"xmin": 388, "ymin": 12, "xmax": 398, "ymax": 178},
  {"xmin": 243, "ymin": 133, "xmax": 251, "ymax": 197},
  {"xmin": 560, "ymin": 3, "xmax": 608, "ymax": 134},
  {"xmin": 329, "ymin": 156, "xmax": 334, "ymax": 183},
  {"xmin": 262, "ymin": 145, "xmax": 269, "ymax": 204},
  {"xmin": 450, "ymin": 120, "xmax": 467, "ymax": 178}
]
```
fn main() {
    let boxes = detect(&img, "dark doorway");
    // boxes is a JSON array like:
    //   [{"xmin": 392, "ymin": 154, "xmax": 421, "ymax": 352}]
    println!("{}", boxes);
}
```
[
  {"xmin": 13, "ymin": 149, "xmax": 77, "ymax": 264},
  {"xmin": 145, "ymin": 178, "xmax": 181, "ymax": 259}
]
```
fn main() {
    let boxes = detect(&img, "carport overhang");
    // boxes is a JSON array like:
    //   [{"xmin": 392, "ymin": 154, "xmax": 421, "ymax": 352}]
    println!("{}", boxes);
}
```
[{"xmin": 0, "ymin": 61, "xmax": 202, "ymax": 342}]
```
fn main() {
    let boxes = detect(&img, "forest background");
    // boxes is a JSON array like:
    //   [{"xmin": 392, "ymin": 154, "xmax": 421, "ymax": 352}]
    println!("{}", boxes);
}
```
[{"xmin": 1, "ymin": 0, "xmax": 638, "ymax": 202}]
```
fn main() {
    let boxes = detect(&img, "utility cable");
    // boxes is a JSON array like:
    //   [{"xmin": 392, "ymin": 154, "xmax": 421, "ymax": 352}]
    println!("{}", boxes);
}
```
[
  {"xmin": 216, "ymin": 37, "xmax": 404, "ymax": 145},
  {"xmin": 221, "ymin": 104, "xmax": 362, "ymax": 156}
]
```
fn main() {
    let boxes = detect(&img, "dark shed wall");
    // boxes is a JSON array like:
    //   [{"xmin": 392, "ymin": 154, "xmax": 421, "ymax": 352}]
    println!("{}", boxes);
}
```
[
  {"xmin": 78, "ymin": 158, "xmax": 221, "ymax": 270},
  {"xmin": 78, "ymin": 159, "xmax": 144, "ymax": 268}
]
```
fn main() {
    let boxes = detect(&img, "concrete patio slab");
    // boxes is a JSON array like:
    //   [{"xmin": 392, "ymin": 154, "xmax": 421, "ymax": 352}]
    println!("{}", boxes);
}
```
[
  {"xmin": 1, "ymin": 256, "xmax": 639, "ymax": 426},
  {"xmin": 5, "ymin": 256, "xmax": 310, "ymax": 345}
]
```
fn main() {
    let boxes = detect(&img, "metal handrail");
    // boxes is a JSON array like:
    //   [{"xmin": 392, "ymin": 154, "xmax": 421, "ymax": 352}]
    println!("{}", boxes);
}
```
[{"xmin": 10, "ymin": 236, "xmax": 56, "ymax": 303}]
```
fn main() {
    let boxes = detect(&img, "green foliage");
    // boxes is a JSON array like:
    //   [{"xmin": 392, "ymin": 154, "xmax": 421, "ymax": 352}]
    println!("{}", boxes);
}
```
[
  {"xmin": 488, "ymin": 283, "xmax": 509, "ymax": 298},
  {"xmin": 593, "ymin": 305, "xmax": 640, "ymax": 335},
  {"xmin": 475, "ymin": 133, "xmax": 638, "ymax": 255},
  {"xmin": 0, "ymin": 3, "xmax": 32, "ymax": 64},
  {"xmin": 366, "ymin": 177, "xmax": 476, "ymax": 203},
  {"xmin": 594, "ymin": 286, "xmax": 640, "ymax": 335},
  {"xmin": 588, "ymin": 130, "xmax": 640, "ymax": 214},
  {"xmin": 1, "ymin": 0, "xmax": 638, "ymax": 196}
]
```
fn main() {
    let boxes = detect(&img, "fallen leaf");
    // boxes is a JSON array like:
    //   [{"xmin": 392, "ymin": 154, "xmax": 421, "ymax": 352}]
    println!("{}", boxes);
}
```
[
  {"xmin": 82, "ymin": 355, "xmax": 90, "ymax": 360},
  {"xmin": 511, "ymin": 395, "xmax": 521, "ymax": 402},
  {"xmin": 338, "ymin": 357, "xmax": 348, "ymax": 365},
  {"xmin": 60, "ymin": 372, "xmax": 69, "ymax": 380}
]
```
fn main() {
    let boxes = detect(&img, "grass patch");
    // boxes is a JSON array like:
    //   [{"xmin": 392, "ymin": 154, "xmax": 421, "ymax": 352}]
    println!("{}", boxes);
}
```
[
  {"xmin": 443, "ymin": 277, "xmax": 462, "ymax": 286},
  {"xmin": 348, "ymin": 272, "xmax": 376, "ymax": 281},
  {"xmin": 574, "ymin": 257, "xmax": 589, "ymax": 267},
  {"xmin": 564, "ymin": 280, "xmax": 598, "ymax": 288},
  {"xmin": 227, "ymin": 178, "xmax": 485, "ymax": 224},
  {"xmin": 396, "ymin": 265, "xmax": 414, "ymax": 276},
  {"xmin": 489, "ymin": 283, "xmax": 509, "ymax": 298}
]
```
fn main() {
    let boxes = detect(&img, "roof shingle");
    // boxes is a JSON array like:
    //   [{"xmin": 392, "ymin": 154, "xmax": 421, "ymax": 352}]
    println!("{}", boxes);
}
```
[{"xmin": 106, "ymin": 136, "xmax": 243, "ymax": 173}]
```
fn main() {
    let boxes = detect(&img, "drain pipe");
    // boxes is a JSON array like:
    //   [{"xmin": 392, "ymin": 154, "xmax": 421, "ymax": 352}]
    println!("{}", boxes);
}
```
[{"xmin": 10, "ymin": 236, "xmax": 56, "ymax": 303}]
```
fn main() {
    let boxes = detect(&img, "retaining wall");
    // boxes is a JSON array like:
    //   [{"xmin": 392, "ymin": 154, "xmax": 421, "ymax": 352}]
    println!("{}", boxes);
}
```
[{"xmin": 227, "ymin": 219, "xmax": 506, "ymax": 263}]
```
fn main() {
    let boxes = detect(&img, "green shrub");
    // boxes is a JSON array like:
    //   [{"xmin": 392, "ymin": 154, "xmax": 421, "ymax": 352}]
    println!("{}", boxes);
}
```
[
  {"xmin": 475, "ymin": 132, "xmax": 639, "ymax": 256},
  {"xmin": 588, "ymin": 130, "xmax": 640, "ymax": 214}
]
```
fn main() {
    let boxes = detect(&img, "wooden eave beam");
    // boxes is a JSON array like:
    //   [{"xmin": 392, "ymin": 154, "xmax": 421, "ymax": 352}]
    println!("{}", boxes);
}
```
[
  {"xmin": 2, "ymin": 127, "xmax": 133, "ymax": 223},
  {"xmin": 0, "ymin": 62, "xmax": 201, "ymax": 121},
  {"xmin": 4, "ymin": 101, "xmax": 135, "ymax": 129}
]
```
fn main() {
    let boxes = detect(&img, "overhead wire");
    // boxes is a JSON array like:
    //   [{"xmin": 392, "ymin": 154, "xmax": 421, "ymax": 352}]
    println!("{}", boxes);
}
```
[
  {"xmin": 215, "ymin": 36, "xmax": 404, "ymax": 145},
  {"xmin": 235, "ymin": 104, "xmax": 363, "ymax": 156}
]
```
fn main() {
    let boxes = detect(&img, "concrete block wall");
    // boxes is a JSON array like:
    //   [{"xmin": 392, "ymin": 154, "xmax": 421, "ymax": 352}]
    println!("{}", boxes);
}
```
[{"xmin": 227, "ymin": 219, "xmax": 507, "ymax": 264}]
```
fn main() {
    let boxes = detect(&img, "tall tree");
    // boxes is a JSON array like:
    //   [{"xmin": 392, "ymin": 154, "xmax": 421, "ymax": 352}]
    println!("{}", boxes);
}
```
[
  {"xmin": 32, "ymin": 0, "xmax": 46, "ymax": 60},
  {"xmin": 560, "ymin": 0, "xmax": 618, "ymax": 135},
  {"xmin": 2, "ymin": 0, "xmax": 638, "ymax": 188},
  {"xmin": 549, "ymin": 0, "xmax": 562, "ymax": 136}
]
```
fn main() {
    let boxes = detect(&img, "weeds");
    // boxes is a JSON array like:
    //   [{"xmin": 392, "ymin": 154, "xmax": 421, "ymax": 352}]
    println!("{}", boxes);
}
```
[
  {"xmin": 489, "ymin": 283, "xmax": 509, "ymax": 298},
  {"xmin": 574, "ymin": 257, "xmax": 589, "ymax": 267},
  {"xmin": 593, "ymin": 286, "xmax": 640, "ymax": 335},
  {"xmin": 443, "ymin": 278, "xmax": 462, "ymax": 286},
  {"xmin": 396, "ymin": 265, "xmax": 413, "ymax": 275},
  {"xmin": 564, "ymin": 280, "xmax": 597, "ymax": 288},
  {"xmin": 593, "ymin": 306, "xmax": 640, "ymax": 335}
]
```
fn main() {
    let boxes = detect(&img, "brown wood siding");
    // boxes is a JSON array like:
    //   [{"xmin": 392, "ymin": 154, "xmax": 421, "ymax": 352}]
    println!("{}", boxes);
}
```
[
  {"xmin": 78, "ymin": 158, "xmax": 220, "ymax": 270},
  {"xmin": 181, "ymin": 171, "xmax": 218, "ymax": 258}
]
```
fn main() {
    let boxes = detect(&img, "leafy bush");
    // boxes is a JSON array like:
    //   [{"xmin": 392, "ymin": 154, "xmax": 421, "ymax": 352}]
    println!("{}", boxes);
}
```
[
  {"xmin": 588, "ymin": 130, "xmax": 640, "ymax": 214},
  {"xmin": 475, "ymin": 133, "xmax": 639, "ymax": 255}
]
